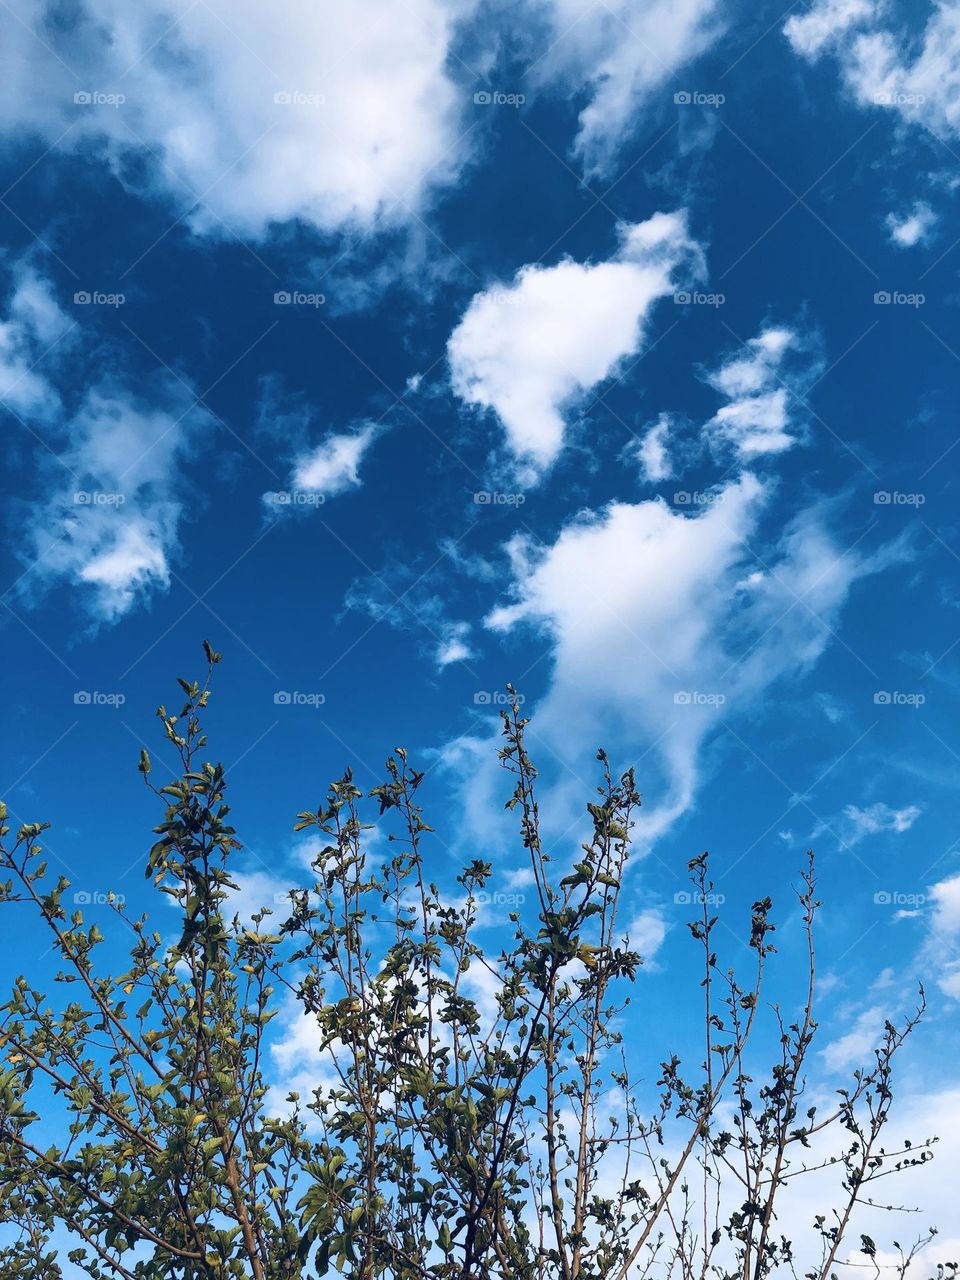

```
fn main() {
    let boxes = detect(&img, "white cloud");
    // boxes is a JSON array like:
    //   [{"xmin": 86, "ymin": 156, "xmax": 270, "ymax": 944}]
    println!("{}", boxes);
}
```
[
  {"xmin": 635, "ymin": 412, "xmax": 674, "ymax": 482},
  {"xmin": 448, "ymin": 210, "xmax": 704, "ymax": 481},
  {"xmin": 531, "ymin": 0, "xmax": 722, "ymax": 176},
  {"xmin": 785, "ymin": 0, "xmax": 960, "ymax": 140},
  {"xmin": 0, "ymin": 1, "xmax": 729, "ymax": 246},
  {"xmin": 2, "ymin": 261, "xmax": 211, "ymax": 621},
  {"xmin": 705, "ymin": 326, "xmax": 818, "ymax": 458},
  {"xmin": 869, "ymin": 1086, "xmax": 960, "ymax": 1270},
  {"xmin": 930, "ymin": 873, "xmax": 960, "ymax": 936},
  {"xmin": 924, "ymin": 873, "xmax": 960, "ymax": 998},
  {"xmin": 436, "ymin": 623, "xmax": 475, "ymax": 668},
  {"xmin": 0, "ymin": 0, "xmax": 477, "ymax": 240},
  {"xmin": 0, "ymin": 267, "xmax": 73, "ymax": 416},
  {"xmin": 783, "ymin": 0, "xmax": 878, "ymax": 58},
  {"xmin": 836, "ymin": 800, "xmax": 922, "ymax": 845},
  {"xmin": 290, "ymin": 422, "xmax": 380, "ymax": 498},
  {"xmin": 344, "ymin": 569, "xmax": 476, "ymax": 674},
  {"xmin": 0, "ymin": 0, "xmax": 729, "ymax": 271},
  {"xmin": 886, "ymin": 201, "xmax": 938, "ymax": 247},
  {"xmin": 820, "ymin": 1003, "xmax": 886, "ymax": 1072},
  {"xmin": 625, "ymin": 908, "xmax": 668, "ymax": 965},
  {"xmin": 266, "ymin": 1000, "xmax": 346, "ymax": 1122},
  {"xmin": 501, "ymin": 864, "xmax": 537, "ymax": 892},
  {"xmin": 484, "ymin": 475, "xmax": 902, "ymax": 841},
  {"xmin": 27, "ymin": 386, "xmax": 213, "ymax": 621}
]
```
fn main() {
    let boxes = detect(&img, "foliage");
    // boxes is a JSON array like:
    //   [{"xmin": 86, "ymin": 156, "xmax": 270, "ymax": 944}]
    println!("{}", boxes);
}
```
[{"xmin": 0, "ymin": 647, "xmax": 949, "ymax": 1279}]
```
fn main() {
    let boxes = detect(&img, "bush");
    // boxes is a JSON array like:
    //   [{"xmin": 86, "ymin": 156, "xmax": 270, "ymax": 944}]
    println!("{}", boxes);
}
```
[{"xmin": 0, "ymin": 646, "xmax": 946, "ymax": 1280}]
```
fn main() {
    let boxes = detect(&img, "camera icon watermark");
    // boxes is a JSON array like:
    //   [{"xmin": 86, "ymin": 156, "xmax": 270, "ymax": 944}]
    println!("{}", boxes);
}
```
[
  {"xmin": 73, "ymin": 90, "xmax": 125, "ymax": 108},
  {"xmin": 674, "ymin": 690, "xmax": 726, "ymax": 707},
  {"xmin": 873, "ymin": 90, "xmax": 926, "ymax": 107},
  {"xmin": 265, "ymin": 490, "xmax": 325, "ymax": 507},
  {"xmin": 473, "ymin": 90, "xmax": 525, "ymax": 107},
  {"xmin": 873, "ymin": 890, "xmax": 926, "ymax": 907},
  {"xmin": 674, "ymin": 290, "xmax": 725, "ymax": 307},
  {"xmin": 274, "ymin": 290, "xmax": 325, "ymax": 307},
  {"xmin": 473, "ymin": 490, "xmax": 526, "ymax": 506},
  {"xmin": 873, "ymin": 290, "xmax": 925, "ymax": 307},
  {"xmin": 74, "ymin": 691, "xmax": 125, "ymax": 707},
  {"xmin": 73, "ymin": 491, "xmax": 125, "ymax": 506},
  {"xmin": 485, "ymin": 290, "xmax": 522, "ymax": 307},
  {"xmin": 873, "ymin": 491, "xmax": 925, "ymax": 506},
  {"xmin": 73, "ymin": 290, "xmax": 125, "ymax": 308},
  {"xmin": 674, "ymin": 90, "xmax": 725, "ymax": 107},
  {"xmin": 73, "ymin": 889, "xmax": 125, "ymax": 905},
  {"xmin": 673, "ymin": 491, "xmax": 725, "ymax": 507},
  {"xmin": 474, "ymin": 690, "xmax": 524, "ymax": 706},
  {"xmin": 873, "ymin": 690, "xmax": 925, "ymax": 707},
  {"xmin": 274, "ymin": 691, "xmax": 326, "ymax": 707},
  {"xmin": 274, "ymin": 90, "xmax": 325, "ymax": 107},
  {"xmin": 475, "ymin": 890, "xmax": 526, "ymax": 907},
  {"xmin": 674, "ymin": 890, "xmax": 726, "ymax": 906}
]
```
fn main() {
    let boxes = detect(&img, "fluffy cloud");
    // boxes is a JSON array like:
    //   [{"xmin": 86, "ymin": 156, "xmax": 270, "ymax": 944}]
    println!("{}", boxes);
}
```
[
  {"xmin": 704, "ymin": 326, "xmax": 820, "ymax": 459},
  {"xmin": 288, "ymin": 422, "xmax": 381, "ymax": 499},
  {"xmin": 0, "ymin": 0, "xmax": 728, "ymax": 254},
  {"xmin": 785, "ymin": 0, "xmax": 960, "ymax": 139},
  {"xmin": 435, "ymin": 623, "xmax": 475, "ymax": 668},
  {"xmin": 485, "ymin": 475, "xmax": 902, "ymax": 840},
  {"xmin": 783, "ymin": 0, "xmax": 878, "ymax": 58},
  {"xmin": 0, "ymin": 0, "xmax": 476, "ymax": 239},
  {"xmin": 448, "ymin": 211, "xmax": 704, "ymax": 481},
  {"xmin": 625, "ymin": 908, "xmax": 668, "ymax": 965},
  {"xmin": 28, "ymin": 385, "xmax": 213, "ymax": 622},
  {"xmin": 819, "ymin": 1003, "xmax": 887, "ymax": 1072},
  {"xmin": 886, "ymin": 201, "xmax": 938, "ymax": 247},
  {"xmin": 634, "ymin": 412, "xmax": 674, "ymax": 482},
  {"xmin": 0, "ymin": 268, "xmax": 73, "ymax": 416},
  {"xmin": 926, "ymin": 873, "xmax": 960, "ymax": 998},
  {"xmin": 530, "ymin": 0, "xmax": 722, "ymax": 176},
  {"xmin": 1, "ymin": 261, "xmax": 211, "ymax": 621},
  {"xmin": 931, "ymin": 874, "xmax": 960, "ymax": 936}
]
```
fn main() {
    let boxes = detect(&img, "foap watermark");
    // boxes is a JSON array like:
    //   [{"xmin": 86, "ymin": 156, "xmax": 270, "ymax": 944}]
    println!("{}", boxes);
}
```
[
  {"xmin": 74, "ymin": 290, "xmax": 125, "ymax": 307},
  {"xmin": 674, "ymin": 90, "xmax": 725, "ymax": 107},
  {"xmin": 475, "ymin": 890, "xmax": 526, "ymax": 907},
  {"xmin": 274, "ymin": 90, "xmax": 325, "ymax": 107},
  {"xmin": 674, "ymin": 690, "xmax": 726, "ymax": 707},
  {"xmin": 874, "ymin": 690, "xmax": 925, "ymax": 707},
  {"xmin": 673, "ymin": 490, "xmax": 725, "ymax": 507},
  {"xmin": 474, "ymin": 90, "xmax": 525, "ymax": 107},
  {"xmin": 274, "ymin": 290, "xmax": 325, "ymax": 307},
  {"xmin": 74, "ymin": 691, "xmax": 125, "ymax": 707},
  {"xmin": 474, "ymin": 690, "xmax": 524, "ymax": 706},
  {"xmin": 274, "ymin": 691, "xmax": 326, "ymax": 707},
  {"xmin": 674, "ymin": 890, "xmax": 726, "ymax": 906},
  {"xmin": 74, "ymin": 90, "xmax": 125, "ymax": 108},
  {"xmin": 873, "ymin": 90, "xmax": 926, "ymax": 107},
  {"xmin": 474, "ymin": 490, "xmax": 526, "ymax": 506},
  {"xmin": 484, "ymin": 290, "xmax": 522, "ymax": 307},
  {"xmin": 265, "ymin": 490, "xmax": 325, "ymax": 508},
  {"xmin": 874, "ymin": 890, "xmax": 926, "ymax": 908},
  {"xmin": 675, "ymin": 290, "xmax": 725, "ymax": 307},
  {"xmin": 74, "ymin": 490, "xmax": 125, "ymax": 506},
  {"xmin": 874, "ymin": 490, "xmax": 925, "ymax": 507},
  {"xmin": 73, "ymin": 889, "xmax": 126, "ymax": 906},
  {"xmin": 874, "ymin": 290, "xmax": 925, "ymax": 307}
]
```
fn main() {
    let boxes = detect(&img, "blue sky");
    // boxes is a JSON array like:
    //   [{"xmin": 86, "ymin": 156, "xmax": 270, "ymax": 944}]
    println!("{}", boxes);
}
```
[{"xmin": 2, "ymin": 0, "xmax": 960, "ymax": 1260}]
